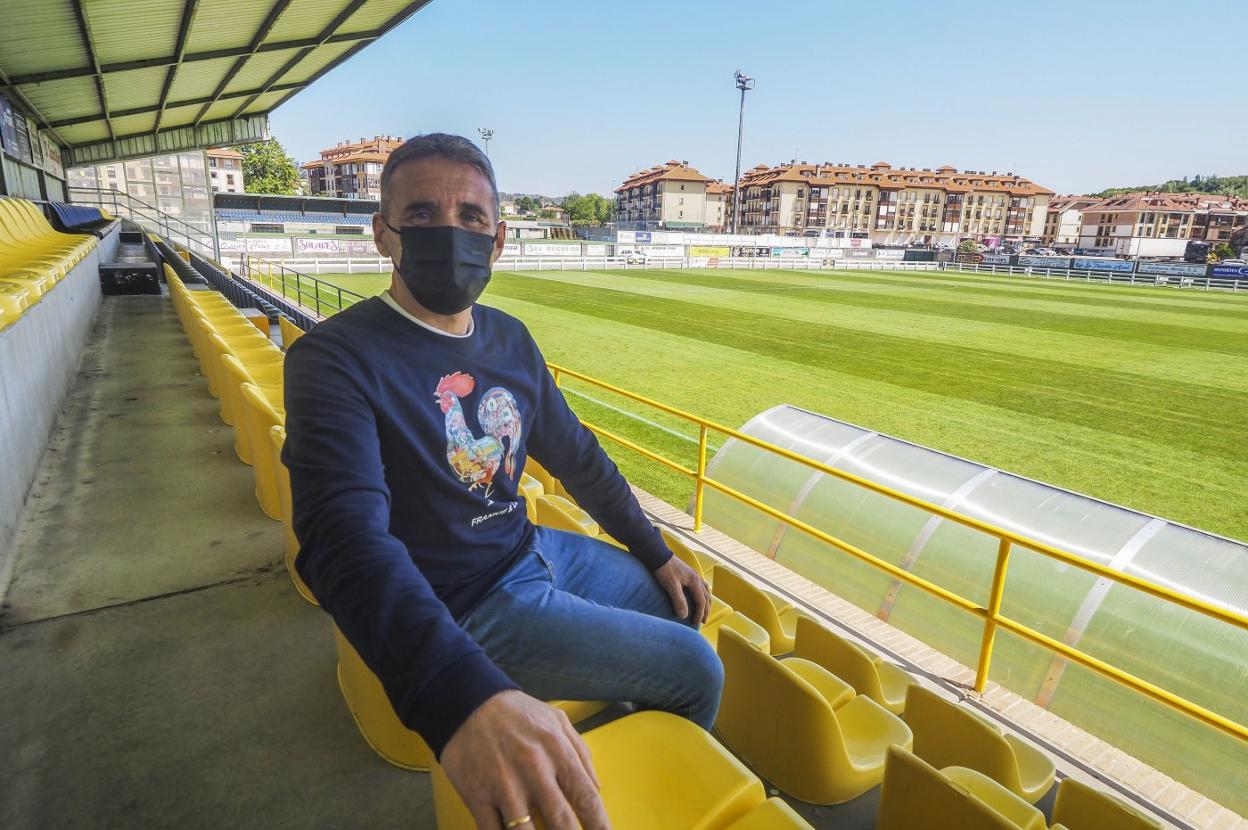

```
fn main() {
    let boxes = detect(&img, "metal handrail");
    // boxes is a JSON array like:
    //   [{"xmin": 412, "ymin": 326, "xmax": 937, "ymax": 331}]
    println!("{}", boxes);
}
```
[
  {"xmin": 68, "ymin": 186, "xmax": 216, "ymax": 259},
  {"xmin": 239, "ymin": 253, "xmax": 368, "ymax": 319},
  {"xmin": 545, "ymin": 362, "xmax": 1248, "ymax": 743}
]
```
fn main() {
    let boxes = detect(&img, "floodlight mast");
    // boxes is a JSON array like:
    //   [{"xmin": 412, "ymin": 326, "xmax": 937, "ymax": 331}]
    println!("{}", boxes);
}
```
[
  {"xmin": 477, "ymin": 127, "xmax": 494, "ymax": 157},
  {"xmin": 731, "ymin": 70, "xmax": 754, "ymax": 235}
]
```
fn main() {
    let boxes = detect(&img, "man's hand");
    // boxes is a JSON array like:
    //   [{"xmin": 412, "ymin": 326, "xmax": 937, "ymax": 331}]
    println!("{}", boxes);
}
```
[
  {"xmin": 653, "ymin": 556, "xmax": 711, "ymax": 625},
  {"xmin": 441, "ymin": 690, "xmax": 610, "ymax": 830}
]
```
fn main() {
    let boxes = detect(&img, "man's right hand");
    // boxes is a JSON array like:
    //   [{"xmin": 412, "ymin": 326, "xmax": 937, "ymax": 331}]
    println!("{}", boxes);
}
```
[{"xmin": 440, "ymin": 690, "xmax": 611, "ymax": 830}]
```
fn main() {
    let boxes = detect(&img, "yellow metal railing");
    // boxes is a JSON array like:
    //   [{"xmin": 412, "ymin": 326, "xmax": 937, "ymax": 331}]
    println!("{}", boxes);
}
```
[{"xmin": 547, "ymin": 362, "xmax": 1248, "ymax": 744}]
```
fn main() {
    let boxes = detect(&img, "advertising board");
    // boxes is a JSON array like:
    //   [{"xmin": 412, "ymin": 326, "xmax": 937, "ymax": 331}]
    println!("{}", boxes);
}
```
[
  {"xmin": 1137, "ymin": 262, "xmax": 1208, "ymax": 278},
  {"xmin": 245, "ymin": 237, "xmax": 293, "ymax": 253},
  {"xmin": 772, "ymin": 247, "xmax": 809, "ymax": 257},
  {"xmin": 523, "ymin": 242, "xmax": 582, "ymax": 257},
  {"xmin": 1017, "ymin": 255, "xmax": 1072, "ymax": 268},
  {"xmin": 979, "ymin": 253, "xmax": 1013, "ymax": 265},
  {"xmin": 688, "ymin": 246, "xmax": 730, "ymax": 257},
  {"xmin": 296, "ymin": 238, "xmax": 341, "ymax": 254},
  {"xmin": 874, "ymin": 249, "xmax": 905, "ymax": 260},
  {"xmin": 1211, "ymin": 264, "xmax": 1248, "ymax": 279},
  {"xmin": 1072, "ymin": 257, "xmax": 1134, "ymax": 272}
]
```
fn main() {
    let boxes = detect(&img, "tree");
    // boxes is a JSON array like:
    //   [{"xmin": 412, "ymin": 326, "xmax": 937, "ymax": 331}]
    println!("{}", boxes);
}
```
[
  {"xmin": 237, "ymin": 138, "xmax": 301, "ymax": 195},
  {"xmin": 956, "ymin": 238, "xmax": 979, "ymax": 254},
  {"xmin": 1214, "ymin": 242, "xmax": 1236, "ymax": 261},
  {"xmin": 561, "ymin": 192, "xmax": 614, "ymax": 226},
  {"xmin": 513, "ymin": 195, "xmax": 537, "ymax": 215}
]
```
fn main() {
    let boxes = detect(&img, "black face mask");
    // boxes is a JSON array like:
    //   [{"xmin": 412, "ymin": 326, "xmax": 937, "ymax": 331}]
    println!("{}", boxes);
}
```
[{"xmin": 385, "ymin": 222, "xmax": 495, "ymax": 315}]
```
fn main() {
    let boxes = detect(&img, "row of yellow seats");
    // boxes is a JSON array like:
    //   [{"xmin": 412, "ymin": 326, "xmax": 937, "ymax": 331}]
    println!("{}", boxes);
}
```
[
  {"xmin": 878, "ymin": 745, "xmax": 1162, "ymax": 830},
  {"xmin": 166, "ymin": 265, "xmax": 312, "ymax": 605},
  {"xmin": 164, "ymin": 274, "xmax": 817, "ymax": 828},
  {"xmin": 0, "ymin": 197, "xmax": 97, "ymax": 332}
]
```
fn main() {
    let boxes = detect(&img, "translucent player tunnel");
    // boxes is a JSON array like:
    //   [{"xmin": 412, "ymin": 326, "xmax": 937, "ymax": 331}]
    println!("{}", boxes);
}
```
[{"xmin": 699, "ymin": 405, "xmax": 1248, "ymax": 814}]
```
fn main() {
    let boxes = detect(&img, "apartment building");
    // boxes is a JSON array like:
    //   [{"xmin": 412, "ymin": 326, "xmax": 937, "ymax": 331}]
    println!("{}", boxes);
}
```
[
  {"xmin": 206, "ymin": 147, "xmax": 245, "ymax": 194},
  {"xmin": 615, "ymin": 161, "xmax": 730, "ymax": 230},
  {"xmin": 1042, "ymin": 196, "xmax": 1100, "ymax": 247},
  {"xmin": 303, "ymin": 135, "xmax": 403, "ymax": 199},
  {"xmin": 1078, "ymin": 193, "xmax": 1248, "ymax": 257},
  {"xmin": 733, "ymin": 161, "xmax": 1052, "ymax": 245}
]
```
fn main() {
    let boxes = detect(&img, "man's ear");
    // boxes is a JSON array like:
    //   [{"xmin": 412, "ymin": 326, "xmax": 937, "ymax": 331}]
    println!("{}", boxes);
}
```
[
  {"xmin": 491, "ymin": 220, "xmax": 507, "ymax": 264},
  {"xmin": 373, "ymin": 213, "xmax": 393, "ymax": 260}
]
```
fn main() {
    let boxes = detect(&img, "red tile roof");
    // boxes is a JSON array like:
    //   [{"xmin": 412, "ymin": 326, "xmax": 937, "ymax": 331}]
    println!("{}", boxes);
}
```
[
  {"xmin": 736, "ymin": 161, "xmax": 1054, "ymax": 197},
  {"xmin": 616, "ymin": 160, "xmax": 714, "ymax": 193}
]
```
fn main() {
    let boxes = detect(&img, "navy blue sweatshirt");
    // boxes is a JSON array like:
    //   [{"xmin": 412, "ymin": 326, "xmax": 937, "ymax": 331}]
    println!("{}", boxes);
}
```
[{"xmin": 281, "ymin": 296, "xmax": 672, "ymax": 757}]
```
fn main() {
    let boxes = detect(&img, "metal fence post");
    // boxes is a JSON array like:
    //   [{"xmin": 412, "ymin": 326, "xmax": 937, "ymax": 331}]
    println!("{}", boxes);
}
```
[
  {"xmin": 975, "ymin": 538, "xmax": 1013, "ymax": 693},
  {"xmin": 694, "ymin": 425, "xmax": 709, "ymax": 532}
]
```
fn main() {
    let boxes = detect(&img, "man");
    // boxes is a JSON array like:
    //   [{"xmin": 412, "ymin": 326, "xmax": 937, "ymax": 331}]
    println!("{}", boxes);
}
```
[{"xmin": 282, "ymin": 133, "xmax": 723, "ymax": 830}]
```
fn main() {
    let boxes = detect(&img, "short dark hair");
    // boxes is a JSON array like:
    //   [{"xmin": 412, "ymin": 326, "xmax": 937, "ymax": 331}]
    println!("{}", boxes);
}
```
[{"xmin": 379, "ymin": 132, "xmax": 498, "ymax": 218}]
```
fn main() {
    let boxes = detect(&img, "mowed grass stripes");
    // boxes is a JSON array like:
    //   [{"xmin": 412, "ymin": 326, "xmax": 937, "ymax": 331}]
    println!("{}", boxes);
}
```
[{"xmin": 311, "ymin": 268, "xmax": 1248, "ymax": 541}]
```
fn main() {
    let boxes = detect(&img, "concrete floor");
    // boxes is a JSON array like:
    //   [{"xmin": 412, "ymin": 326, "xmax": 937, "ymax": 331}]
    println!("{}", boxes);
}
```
[{"xmin": 0, "ymin": 295, "xmax": 433, "ymax": 829}]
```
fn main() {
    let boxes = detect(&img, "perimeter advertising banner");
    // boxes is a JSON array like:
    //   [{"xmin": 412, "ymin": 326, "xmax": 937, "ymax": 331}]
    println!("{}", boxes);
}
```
[
  {"xmin": 874, "ymin": 249, "xmax": 905, "ymax": 260},
  {"xmin": 772, "ymin": 247, "xmax": 809, "ymax": 257},
  {"xmin": 522, "ymin": 242, "xmax": 582, "ymax": 257},
  {"xmin": 1017, "ymin": 255, "xmax": 1072, "ymax": 268},
  {"xmin": 979, "ymin": 253, "xmax": 1013, "ymax": 265},
  {"xmin": 502, "ymin": 242, "xmax": 522, "ymax": 257},
  {"xmin": 1072, "ymin": 257, "xmax": 1134, "ymax": 272},
  {"xmin": 844, "ymin": 248, "xmax": 875, "ymax": 259},
  {"xmin": 296, "ymin": 238, "xmax": 341, "ymax": 254},
  {"xmin": 1211, "ymin": 264, "xmax": 1248, "ymax": 279},
  {"xmin": 688, "ymin": 246, "xmax": 730, "ymax": 257},
  {"xmin": 1137, "ymin": 262, "xmax": 1208, "ymax": 277},
  {"xmin": 245, "ymin": 237, "xmax": 293, "ymax": 253},
  {"xmin": 731, "ymin": 246, "xmax": 771, "ymax": 257}
]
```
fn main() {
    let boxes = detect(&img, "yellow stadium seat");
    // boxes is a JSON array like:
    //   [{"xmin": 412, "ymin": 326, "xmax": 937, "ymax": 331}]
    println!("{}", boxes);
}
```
[
  {"xmin": 715, "ymin": 627, "xmax": 913, "ymax": 805},
  {"xmin": 212, "ymin": 334, "xmax": 284, "ymax": 427},
  {"xmin": 432, "ymin": 710, "xmax": 766, "ymax": 830},
  {"xmin": 535, "ymin": 493, "xmax": 599, "ymax": 536},
  {"xmin": 524, "ymin": 456, "xmax": 557, "ymax": 494},
  {"xmin": 0, "ymin": 272, "xmax": 50, "ymax": 301},
  {"xmin": 779, "ymin": 657, "xmax": 855, "ymax": 711},
  {"xmin": 720, "ymin": 797, "xmax": 814, "ymax": 829},
  {"xmin": 1050, "ymin": 778, "xmax": 1164, "ymax": 830},
  {"xmin": 707, "ymin": 594, "xmax": 732, "ymax": 624},
  {"xmin": 711, "ymin": 565, "xmax": 799, "ymax": 654},
  {"xmin": 941, "ymin": 767, "xmax": 1046, "ymax": 830},
  {"xmin": 793, "ymin": 616, "xmax": 915, "ymax": 714},
  {"xmin": 278, "ymin": 315, "xmax": 305, "ymax": 349},
  {"xmin": 902, "ymin": 686, "xmax": 1055, "ymax": 803},
  {"xmin": 269, "ymin": 425, "xmax": 316, "ymax": 606},
  {"xmin": 220, "ymin": 354, "xmax": 282, "ymax": 464},
  {"xmin": 518, "ymin": 472, "xmax": 544, "ymax": 523},
  {"xmin": 0, "ymin": 281, "xmax": 33, "ymax": 319},
  {"xmin": 239, "ymin": 382, "xmax": 284, "ymax": 520},
  {"xmin": 334, "ymin": 627, "xmax": 605, "ymax": 773},
  {"xmin": 877, "ymin": 747, "xmax": 1041, "ymax": 830},
  {"xmin": 703, "ymin": 610, "xmax": 772, "ymax": 653},
  {"xmin": 193, "ymin": 315, "xmax": 281, "ymax": 398},
  {"xmin": 660, "ymin": 527, "xmax": 716, "ymax": 578}
]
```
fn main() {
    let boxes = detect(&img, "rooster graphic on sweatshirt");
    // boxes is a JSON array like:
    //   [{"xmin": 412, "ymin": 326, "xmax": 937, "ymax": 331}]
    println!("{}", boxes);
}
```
[{"xmin": 434, "ymin": 371, "xmax": 522, "ymax": 499}]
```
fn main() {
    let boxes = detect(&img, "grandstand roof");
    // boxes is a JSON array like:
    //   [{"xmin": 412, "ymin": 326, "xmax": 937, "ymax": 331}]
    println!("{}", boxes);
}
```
[{"xmin": 0, "ymin": 0, "xmax": 432, "ymax": 167}]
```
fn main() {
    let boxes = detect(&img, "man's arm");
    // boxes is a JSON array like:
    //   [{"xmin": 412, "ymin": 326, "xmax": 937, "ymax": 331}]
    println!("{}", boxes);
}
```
[
  {"xmin": 283, "ymin": 336, "xmax": 516, "ymax": 755},
  {"xmin": 525, "ymin": 351, "xmax": 669, "ymax": 569}
]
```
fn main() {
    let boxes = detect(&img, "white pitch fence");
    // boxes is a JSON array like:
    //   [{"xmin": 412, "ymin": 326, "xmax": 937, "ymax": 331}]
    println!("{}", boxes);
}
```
[{"xmin": 943, "ymin": 262, "xmax": 1244, "ymax": 292}]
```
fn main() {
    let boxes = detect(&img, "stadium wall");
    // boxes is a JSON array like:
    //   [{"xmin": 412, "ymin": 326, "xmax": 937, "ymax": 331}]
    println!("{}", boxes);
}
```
[{"xmin": 0, "ymin": 247, "xmax": 102, "ymax": 598}]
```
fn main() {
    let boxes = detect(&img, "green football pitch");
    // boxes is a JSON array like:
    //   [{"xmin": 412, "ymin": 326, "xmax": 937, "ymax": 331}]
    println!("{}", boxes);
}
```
[{"xmin": 293, "ymin": 267, "xmax": 1248, "ymax": 543}]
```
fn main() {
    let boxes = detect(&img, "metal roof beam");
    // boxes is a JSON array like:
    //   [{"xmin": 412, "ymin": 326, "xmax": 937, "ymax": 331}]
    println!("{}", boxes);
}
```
[
  {"xmin": 154, "ymin": 0, "xmax": 201, "ymax": 134},
  {"xmin": 7, "ymin": 30, "xmax": 376, "ymax": 85},
  {"xmin": 227, "ymin": 0, "xmax": 370, "ymax": 119},
  {"xmin": 47, "ymin": 80, "xmax": 304, "ymax": 128},
  {"xmin": 192, "ymin": 0, "xmax": 297, "ymax": 127},
  {"xmin": 69, "ymin": 0, "xmax": 114, "ymax": 142}
]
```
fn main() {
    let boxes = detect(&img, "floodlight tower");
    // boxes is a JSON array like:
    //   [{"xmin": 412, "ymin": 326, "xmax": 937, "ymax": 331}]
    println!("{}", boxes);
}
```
[
  {"xmin": 731, "ymin": 70, "xmax": 754, "ymax": 235},
  {"xmin": 477, "ymin": 127, "xmax": 494, "ymax": 158}
]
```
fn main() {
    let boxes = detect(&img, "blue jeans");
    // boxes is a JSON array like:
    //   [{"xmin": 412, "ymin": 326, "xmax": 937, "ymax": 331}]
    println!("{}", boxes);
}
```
[{"xmin": 457, "ymin": 526, "xmax": 723, "ymax": 730}]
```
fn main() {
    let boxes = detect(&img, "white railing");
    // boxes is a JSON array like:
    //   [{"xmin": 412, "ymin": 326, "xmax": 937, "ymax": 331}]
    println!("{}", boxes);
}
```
[{"xmin": 943, "ymin": 262, "xmax": 1244, "ymax": 293}]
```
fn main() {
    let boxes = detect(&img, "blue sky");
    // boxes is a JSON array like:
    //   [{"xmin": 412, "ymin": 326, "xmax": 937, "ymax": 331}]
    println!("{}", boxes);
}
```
[{"xmin": 270, "ymin": 0, "xmax": 1248, "ymax": 197}]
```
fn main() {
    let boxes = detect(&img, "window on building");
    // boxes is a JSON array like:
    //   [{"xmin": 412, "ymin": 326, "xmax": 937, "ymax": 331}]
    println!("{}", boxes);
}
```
[{"xmin": 226, "ymin": 174, "xmax": 235, "ymax": 186}]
